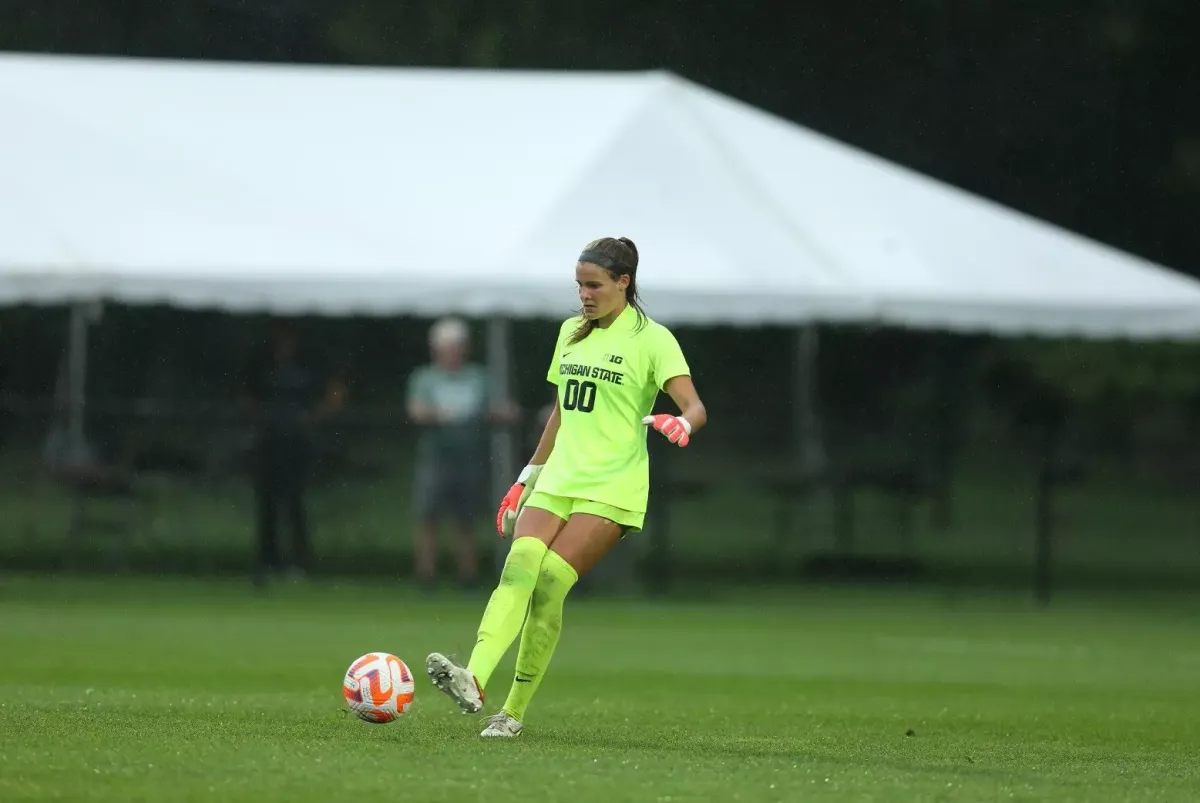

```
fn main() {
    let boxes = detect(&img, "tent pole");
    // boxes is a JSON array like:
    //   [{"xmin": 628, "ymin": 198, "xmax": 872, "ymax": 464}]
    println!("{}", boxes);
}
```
[
  {"xmin": 486, "ymin": 317, "xmax": 516, "ymax": 576},
  {"xmin": 795, "ymin": 324, "xmax": 825, "ymax": 475},
  {"xmin": 66, "ymin": 302, "xmax": 92, "ymax": 457}
]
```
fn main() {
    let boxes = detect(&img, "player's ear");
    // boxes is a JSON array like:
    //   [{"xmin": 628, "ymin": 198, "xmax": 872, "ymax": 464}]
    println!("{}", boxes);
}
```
[{"xmin": 616, "ymin": 273, "xmax": 631, "ymax": 291}]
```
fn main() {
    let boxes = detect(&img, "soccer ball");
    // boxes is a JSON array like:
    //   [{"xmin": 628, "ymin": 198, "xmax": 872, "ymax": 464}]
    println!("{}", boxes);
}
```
[{"xmin": 342, "ymin": 652, "xmax": 415, "ymax": 723}]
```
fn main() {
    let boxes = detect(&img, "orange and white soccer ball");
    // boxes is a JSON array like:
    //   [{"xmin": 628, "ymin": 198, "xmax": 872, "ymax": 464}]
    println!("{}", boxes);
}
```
[{"xmin": 342, "ymin": 652, "xmax": 415, "ymax": 723}]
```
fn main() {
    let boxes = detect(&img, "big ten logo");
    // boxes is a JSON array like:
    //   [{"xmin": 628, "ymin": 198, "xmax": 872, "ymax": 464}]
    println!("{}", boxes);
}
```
[{"xmin": 604, "ymin": 354, "xmax": 624, "ymax": 365}]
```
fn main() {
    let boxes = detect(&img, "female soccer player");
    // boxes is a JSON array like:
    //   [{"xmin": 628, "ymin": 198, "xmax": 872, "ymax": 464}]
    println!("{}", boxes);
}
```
[{"xmin": 426, "ymin": 236, "xmax": 706, "ymax": 737}]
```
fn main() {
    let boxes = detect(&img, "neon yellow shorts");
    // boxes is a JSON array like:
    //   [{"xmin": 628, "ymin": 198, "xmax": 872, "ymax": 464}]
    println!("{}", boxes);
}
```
[{"xmin": 524, "ymin": 491, "xmax": 644, "ymax": 533}]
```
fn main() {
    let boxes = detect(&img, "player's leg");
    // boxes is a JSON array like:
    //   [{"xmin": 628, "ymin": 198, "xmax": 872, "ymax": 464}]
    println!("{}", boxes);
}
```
[
  {"xmin": 426, "ymin": 500, "xmax": 567, "ymax": 714},
  {"xmin": 467, "ymin": 506, "xmax": 566, "ymax": 681},
  {"xmin": 484, "ymin": 511, "xmax": 626, "ymax": 737}
]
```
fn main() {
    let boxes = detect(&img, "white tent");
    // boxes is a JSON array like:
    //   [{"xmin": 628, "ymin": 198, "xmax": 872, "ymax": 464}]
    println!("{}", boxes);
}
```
[
  {"xmin": 2, "ymin": 52, "xmax": 1198, "ymax": 337},
  {"xmin": 4, "ymin": 52, "xmax": 1200, "ymax": 497}
]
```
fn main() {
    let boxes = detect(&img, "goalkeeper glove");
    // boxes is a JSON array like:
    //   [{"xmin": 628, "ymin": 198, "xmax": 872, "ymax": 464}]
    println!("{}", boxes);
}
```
[
  {"xmin": 496, "ymin": 464, "xmax": 543, "ymax": 538},
  {"xmin": 642, "ymin": 414, "xmax": 691, "ymax": 447}
]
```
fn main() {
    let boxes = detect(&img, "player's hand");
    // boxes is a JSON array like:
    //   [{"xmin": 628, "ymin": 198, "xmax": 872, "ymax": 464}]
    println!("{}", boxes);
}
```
[
  {"xmin": 496, "ymin": 464, "xmax": 543, "ymax": 538},
  {"xmin": 642, "ymin": 414, "xmax": 691, "ymax": 447}
]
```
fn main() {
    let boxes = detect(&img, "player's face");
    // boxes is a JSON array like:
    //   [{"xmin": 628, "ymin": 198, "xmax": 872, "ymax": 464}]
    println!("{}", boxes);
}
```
[{"xmin": 576, "ymin": 262, "xmax": 630, "ymax": 320}]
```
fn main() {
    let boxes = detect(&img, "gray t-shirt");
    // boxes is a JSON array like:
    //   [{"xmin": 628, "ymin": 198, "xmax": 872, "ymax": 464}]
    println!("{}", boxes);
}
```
[{"xmin": 407, "ymin": 363, "xmax": 492, "ymax": 465}]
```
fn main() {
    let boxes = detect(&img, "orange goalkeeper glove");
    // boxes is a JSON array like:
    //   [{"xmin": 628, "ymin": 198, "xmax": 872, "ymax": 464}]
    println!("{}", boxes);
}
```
[
  {"xmin": 642, "ymin": 414, "xmax": 692, "ymax": 447},
  {"xmin": 495, "ymin": 464, "xmax": 543, "ymax": 538}
]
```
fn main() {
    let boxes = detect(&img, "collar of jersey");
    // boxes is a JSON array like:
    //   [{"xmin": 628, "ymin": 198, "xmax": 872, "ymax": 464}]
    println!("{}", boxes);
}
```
[{"xmin": 594, "ymin": 303, "xmax": 637, "ymax": 334}]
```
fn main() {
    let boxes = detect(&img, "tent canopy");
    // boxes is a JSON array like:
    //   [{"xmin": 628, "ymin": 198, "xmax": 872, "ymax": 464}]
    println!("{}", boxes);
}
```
[{"xmin": 1, "ymin": 52, "xmax": 1197, "ymax": 337}]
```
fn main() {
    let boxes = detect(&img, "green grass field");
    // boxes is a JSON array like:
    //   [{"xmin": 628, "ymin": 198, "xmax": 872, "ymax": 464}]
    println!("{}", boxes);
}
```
[{"xmin": 2, "ymin": 576, "xmax": 1198, "ymax": 802}]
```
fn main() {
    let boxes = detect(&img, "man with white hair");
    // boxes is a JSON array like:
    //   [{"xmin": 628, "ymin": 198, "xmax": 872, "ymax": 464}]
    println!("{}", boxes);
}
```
[{"xmin": 406, "ymin": 317, "xmax": 510, "ymax": 590}]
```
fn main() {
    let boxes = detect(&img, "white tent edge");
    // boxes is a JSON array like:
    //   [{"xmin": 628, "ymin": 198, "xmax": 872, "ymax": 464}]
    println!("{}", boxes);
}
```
[
  {"xmin": 6, "ymin": 277, "xmax": 1200, "ymax": 342},
  {"xmin": 0, "ymin": 52, "xmax": 1198, "ymax": 341}
]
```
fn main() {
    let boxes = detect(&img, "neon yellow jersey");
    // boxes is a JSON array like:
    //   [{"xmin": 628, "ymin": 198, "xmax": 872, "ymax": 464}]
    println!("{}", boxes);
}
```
[{"xmin": 536, "ymin": 304, "xmax": 690, "ymax": 513}]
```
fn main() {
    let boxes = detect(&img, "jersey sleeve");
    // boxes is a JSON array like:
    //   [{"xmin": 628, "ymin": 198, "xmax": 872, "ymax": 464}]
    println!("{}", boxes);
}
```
[
  {"xmin": 545, "ymin": 318, "xmax": 577, "ymax": 386},
  {"xmin": 648, "ymin": 325, "xmax": 691, "ymax": 392}
]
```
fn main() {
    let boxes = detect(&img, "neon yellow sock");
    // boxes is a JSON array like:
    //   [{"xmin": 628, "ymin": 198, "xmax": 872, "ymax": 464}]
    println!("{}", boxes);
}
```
[
  {"xmin": 502, "ymin": 549, "xmax": 578, "ymax": 723},
  {"xmin": 466, "ymin": 537, "xmax": 547, "ymax": 690}
]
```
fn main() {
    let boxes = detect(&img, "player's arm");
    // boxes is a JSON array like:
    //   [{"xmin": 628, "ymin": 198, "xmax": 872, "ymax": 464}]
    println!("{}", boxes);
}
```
[
  {"xmin": 642, "ymin": 374, "xmax": 705, "ymax": 447},
  {"xmin": 663, "ymin": 375, "xmax": 706, "ymax": 434},
  {"xmin": 497, "ymin": 323, "xmax": 570, "ymax": 536},
  {"xmin": 529, "ymin": 397, "xmax": 561, "ymax": 464},
  {"xmin": 496, "ymin": 393, "xmax": 559, "ymax": 537},
  {"xmin": 642, "ymin": 324, "xmax": 705, "ymax": 446}
]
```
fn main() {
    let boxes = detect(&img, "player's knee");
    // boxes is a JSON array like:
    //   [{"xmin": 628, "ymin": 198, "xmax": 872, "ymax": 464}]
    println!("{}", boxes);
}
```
[
  {"xmin": 528, "ymin": 593, "xmax": 564, "ymax": 633},
  {"xmin": 531, "ymin": 559, "xmax": 576, "ymax": 607},
  {"xmin": 498, "ymin": 537, "xmax": 545, "ymax": 590},
  {"xmin": 529, "ymin": 578, "xmax": 567, "ymax": 630},
  {"xmin": 530, "ymin": 576, "xmax": 553, "ymax": 609}
]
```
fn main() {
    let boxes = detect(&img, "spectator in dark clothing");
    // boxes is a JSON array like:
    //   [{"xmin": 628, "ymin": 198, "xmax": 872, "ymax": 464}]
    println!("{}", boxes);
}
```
[{"xmin": 243, "ymin": 324, "xmax": 344, "ymax": 587}]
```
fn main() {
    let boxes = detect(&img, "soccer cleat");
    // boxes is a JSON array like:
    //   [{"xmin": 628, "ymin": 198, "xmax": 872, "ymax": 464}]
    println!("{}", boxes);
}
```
[
  {"xmin": 480, "ymin": 711, "xmax": 523, "ymax": 738},
  {"xmin": 425, "ymin": 652, "xmax": 484, "ymax": 714}
]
